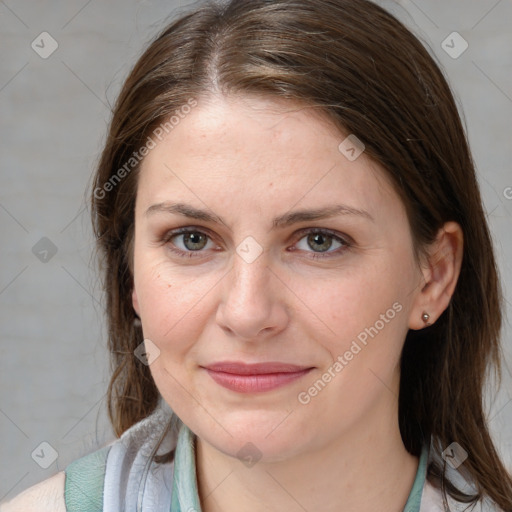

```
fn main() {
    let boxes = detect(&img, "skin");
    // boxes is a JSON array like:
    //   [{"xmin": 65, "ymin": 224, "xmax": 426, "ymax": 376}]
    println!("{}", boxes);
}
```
[{"xmin": 131, "ymin": 93, "xmax": 463, "ymax": 512}]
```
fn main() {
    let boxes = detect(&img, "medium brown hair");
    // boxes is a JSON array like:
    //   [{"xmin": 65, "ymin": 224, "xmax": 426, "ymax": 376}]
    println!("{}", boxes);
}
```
[{"xmin": 91, "ymin": 0, "xmax": 512, "ymax": 508}]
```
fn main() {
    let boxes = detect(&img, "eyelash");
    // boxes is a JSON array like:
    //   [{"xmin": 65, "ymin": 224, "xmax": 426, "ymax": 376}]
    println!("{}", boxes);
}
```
[{"xmin": 161, "ymin": 227, "xmax": 352, "ymax": 260}]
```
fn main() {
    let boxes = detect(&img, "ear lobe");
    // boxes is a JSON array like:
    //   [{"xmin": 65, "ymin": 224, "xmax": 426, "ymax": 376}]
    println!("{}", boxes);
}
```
[
  {"xmin": 408, "ymin": 221, "xmax": 463, "ymax": 330},
  {"xmin": 132, "ymin": 288, "xmax": 140, "ymax": 317}
]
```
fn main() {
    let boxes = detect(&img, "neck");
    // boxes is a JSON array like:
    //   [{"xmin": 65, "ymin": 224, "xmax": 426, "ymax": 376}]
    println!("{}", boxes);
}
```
[{"xmin": 195, "ymin": 396, "xmax": 419, "ymax": 512}]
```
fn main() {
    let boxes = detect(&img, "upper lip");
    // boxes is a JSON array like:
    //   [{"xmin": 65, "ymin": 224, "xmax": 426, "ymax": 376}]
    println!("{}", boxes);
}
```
[{"xmin": 202, "ymin": 361, "xmax": 313, "ymax": 375}]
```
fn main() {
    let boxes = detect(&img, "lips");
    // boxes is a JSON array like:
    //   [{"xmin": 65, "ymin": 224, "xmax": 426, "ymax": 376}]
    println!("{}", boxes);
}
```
[{"xmin": 202, "ymin": 361, "xmax": 314, "ymax": 393}]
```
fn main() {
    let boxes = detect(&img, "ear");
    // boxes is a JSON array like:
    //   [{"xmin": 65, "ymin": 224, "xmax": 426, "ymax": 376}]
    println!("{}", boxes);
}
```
[
  {"xmin": 408, "ymin": 221, "xmax": 463, "ymax": 330},
  {"xmin": 132, "ymin": 287, "xmax": 141, "ymax": 317}
]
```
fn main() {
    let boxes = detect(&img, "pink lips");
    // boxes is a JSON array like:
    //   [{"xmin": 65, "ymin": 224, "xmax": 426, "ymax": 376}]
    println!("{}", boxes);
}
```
[{"xmin": 202, "ymin": 361, "xmax": 314, "ymax": 393}]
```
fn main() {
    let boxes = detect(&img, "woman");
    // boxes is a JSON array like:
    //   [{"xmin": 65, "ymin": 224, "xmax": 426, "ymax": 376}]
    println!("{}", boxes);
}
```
[{"xmin": 2, "ymin": 0, "xmax": 511, "ymax": 510}]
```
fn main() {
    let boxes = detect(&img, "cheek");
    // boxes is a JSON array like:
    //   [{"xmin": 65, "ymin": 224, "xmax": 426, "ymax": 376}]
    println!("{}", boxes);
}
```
[
  {"xmin": 291, "ymin": 259, "xmax": 407, "ymax": 352},
  {"xmin": 295, "ymin": 257, "xmax": 414, "ymax": 414},
  {"xmin": 133, "ymin": 254, "xmax": 217, "ymax": 352},
  {"xmin": 134, "ymin": 257, "xmax": 208, "ymax": 412}
]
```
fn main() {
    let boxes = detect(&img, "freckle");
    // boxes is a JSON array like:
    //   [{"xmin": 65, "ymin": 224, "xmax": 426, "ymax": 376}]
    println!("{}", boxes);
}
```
[{"xmin": 168, "ymin": 283, "xmax": 172, "ymax": 288}]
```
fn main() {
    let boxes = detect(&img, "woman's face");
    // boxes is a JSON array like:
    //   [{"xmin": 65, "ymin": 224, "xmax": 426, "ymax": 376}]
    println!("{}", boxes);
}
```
[{"xmin": 132, "ymin": 94, "xmax": 425, "ymax": 461}]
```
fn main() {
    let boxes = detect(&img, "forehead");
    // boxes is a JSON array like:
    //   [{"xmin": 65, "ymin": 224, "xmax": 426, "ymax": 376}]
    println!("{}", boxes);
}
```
[{"xmin": 136, "ymin": 94, "xmax": 400, "ymax": 223}]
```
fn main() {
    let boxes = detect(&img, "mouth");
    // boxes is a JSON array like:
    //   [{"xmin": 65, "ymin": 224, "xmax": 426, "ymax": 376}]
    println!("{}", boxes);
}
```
[{"xmin": 201, "ymin": 361, "xmax": 315, "ymax": 393}]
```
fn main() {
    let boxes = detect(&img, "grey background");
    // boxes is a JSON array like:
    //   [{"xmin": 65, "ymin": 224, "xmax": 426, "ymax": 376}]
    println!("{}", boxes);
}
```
[{"xmin": 0, "ymin": 0, "xmax": 511, "ymax": 501}]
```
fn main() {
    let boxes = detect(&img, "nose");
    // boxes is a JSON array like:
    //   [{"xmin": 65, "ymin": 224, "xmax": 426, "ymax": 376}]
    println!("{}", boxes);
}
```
[{"xmin": 215, "ymin": 252, "xmax": 289, "ymax": 341}]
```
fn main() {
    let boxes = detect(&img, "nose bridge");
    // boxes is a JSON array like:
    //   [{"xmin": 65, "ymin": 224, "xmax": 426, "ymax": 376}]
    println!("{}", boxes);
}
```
[
  {"xmin": 216, "ymin": 248, "xmax": 287, "ymax": 339},
  {"xmin": 227, "ymin": 232, "xmax": 270, "ymax": 296},
  {"xmin": 227, "ymin": 250, "xmax": 272, "ymax": 309}
]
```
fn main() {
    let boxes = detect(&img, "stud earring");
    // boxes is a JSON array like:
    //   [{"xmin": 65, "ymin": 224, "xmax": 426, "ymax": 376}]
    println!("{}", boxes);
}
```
[
  {"xmin": 421, "ymin": 312, "xmax": 431, "ymax": 326},
  {"xmin": 134, "ymin": 315, "xmax": 142, "ymax": 328}
]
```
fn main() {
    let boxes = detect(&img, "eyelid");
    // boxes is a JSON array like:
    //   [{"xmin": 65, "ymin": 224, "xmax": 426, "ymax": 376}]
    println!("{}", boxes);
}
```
[
  {"xmin": 291, "ymin": 226, "xmax": 354, "ymax": 245},
  {"xmin": 162, "ymin": 225, "xmax": 353, "ymax": 243},
  {"xmin": 162, "ymin": 225, "xmax": 353, "ymax": 259},
  {"xmin": 162, "ymin": 226, "xmax": 218, "ymax": 245}
]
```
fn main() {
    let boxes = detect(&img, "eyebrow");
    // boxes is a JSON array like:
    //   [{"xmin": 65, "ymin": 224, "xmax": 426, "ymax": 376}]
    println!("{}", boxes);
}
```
[{"xmin": 145, "ymin": 201, "xmax": 374, "ymax": 229}]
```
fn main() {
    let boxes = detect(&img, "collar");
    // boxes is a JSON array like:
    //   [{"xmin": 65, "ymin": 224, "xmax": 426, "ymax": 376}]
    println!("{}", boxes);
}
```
[
  {"xmin": 403, "ymin": 443, "xmax": 430, "ymax": 511},
  {"xmin": 171, "ymin": 424, "xmax": 429, "ymax": 512}
]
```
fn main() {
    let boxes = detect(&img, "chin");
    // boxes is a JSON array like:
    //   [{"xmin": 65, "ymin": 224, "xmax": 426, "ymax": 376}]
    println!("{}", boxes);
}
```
[{"xmin": 190, "ymin": 410, "xmax": 313, "ymax": 463}]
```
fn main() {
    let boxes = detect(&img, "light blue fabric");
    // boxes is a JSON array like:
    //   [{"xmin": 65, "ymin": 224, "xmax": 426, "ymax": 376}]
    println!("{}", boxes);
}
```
[{"xmin": 102, "ymin": 407, "xmax": 175, "ymax": 512}]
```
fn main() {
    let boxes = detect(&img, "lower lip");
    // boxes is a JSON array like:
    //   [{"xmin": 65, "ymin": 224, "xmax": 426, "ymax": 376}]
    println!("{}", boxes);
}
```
[{"xmin": 204, "ymin": 368, "xmax": 313, "ymax": 393}]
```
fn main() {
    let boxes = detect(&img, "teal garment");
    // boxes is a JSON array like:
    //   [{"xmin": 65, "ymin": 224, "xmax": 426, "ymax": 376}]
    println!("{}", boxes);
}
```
[
  {"xmin": 403, "ymin": 443, "xmax": 430, "ymax": 512},
  {"xmin": 64, "ymin": 445, "xmax": 111, "ymax": 512},
  {"xmin": 65, "ymin": 423, "xmax": 429, "ymax": 512},
  {"xmin": 171, "ymin": 425, "xmax": 203, "ymax": 512}
]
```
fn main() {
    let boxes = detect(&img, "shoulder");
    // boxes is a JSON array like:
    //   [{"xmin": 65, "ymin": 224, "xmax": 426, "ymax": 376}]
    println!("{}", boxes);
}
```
[
  {"xmin": 0, "ymin": 432, "xmax": 110, "ymax": 512},
  {"xmin": 1, "ymin": 407, "xmax": 178, "ymax": 512},
  {"xmin": 0, "ymin": 444, "xmax": 110, "ymax": 512},
  {"xmin": 0, "ymin": 471, "xmax": 66, "ymax": 512}
]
